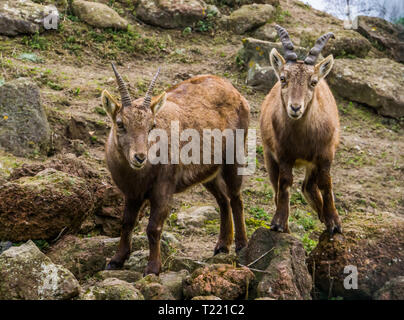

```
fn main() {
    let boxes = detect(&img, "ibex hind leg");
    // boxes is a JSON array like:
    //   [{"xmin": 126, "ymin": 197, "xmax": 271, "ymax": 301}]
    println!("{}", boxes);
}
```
[
  {"xmin": 107, "ymin": 198, "xmax": 143, "ymax": 270},
  {"xmin": 222, "ymin": 164, "xmax": 248, "ymax": 253},
  {"xmin": 203, "ymin": 175, "xmax": 233, "ymax": 255},
  {"xmin": 302, "ymin": 166, "xmax": 325, "ymax": 223}
]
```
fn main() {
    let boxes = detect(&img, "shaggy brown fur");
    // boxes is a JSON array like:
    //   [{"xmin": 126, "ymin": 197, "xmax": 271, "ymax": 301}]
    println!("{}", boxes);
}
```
[
  {"xmin": 260, "ymin": 52, "xmax": 342, "ymax": 235},
  {"xmin": 102, "ymin": 74, "xmax": 250, "ymax": 275}
]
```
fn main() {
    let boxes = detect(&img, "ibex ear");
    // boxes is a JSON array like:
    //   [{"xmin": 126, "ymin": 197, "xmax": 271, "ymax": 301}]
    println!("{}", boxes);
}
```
[
  {"xmin": 270, "ymin": 48, "xmax": 286, "ymax": 79},
  {"xmin": 101, "ymin": 90, "xmax": 121, "ymax": 120},
  {"xmin": 315, "ymin": 55, "xmax": 334, "ymax": 80},
  {"xmin": 150, "ymin": 91, "xmax": 167, "ymax": 115}
]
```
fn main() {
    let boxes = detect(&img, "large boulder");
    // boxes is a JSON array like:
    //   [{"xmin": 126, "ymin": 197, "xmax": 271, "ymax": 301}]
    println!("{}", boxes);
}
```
[
  {"xmin": 80, "ymin": 278, "xmax": 144, "ymax": 300},
  {"xmin": 328, "ymin": 58, "xmax": 404, "ymax": 118},
  {"xmin": 71, "ymin": 0, "xmax": 128, "ymax": 30},
  {"xmin": 239, "ymin": 228, "xmax": 312, "ymax": 300},
  {"xmin": 134, "ymin": 274, "xmax": 175, "ymax": 300},
  {"xmin": 136, "ymin": 0, "xmax": 207, "ymax": 29},
  {"xmin": 353, "ymin": 15, "xmax": 404, "ymax": 63},
  {"xmin": 322, "ymin": 30, "xmax": 372, "ymax": 59},
  {"xmin": 308, "ymin": 211, "xmax": 404, "ymax": 299},
  {"xmin": 220, "ymin": 4, "xmax": 275, "ymax": 34},
  {"xmin": 0, "ymin": 78, "xmax": 50, "ymax": 157},
  {"xmin": 183, "ymin": 264, "xmax": 255, "ymax": 300},
  {"xmin": 159, "ymin": 270, "xmax": 189, "ymax": 300},
  {"xmin": 0, "ymin": 0, "xmax": 59, "ymax": 36},
  {"xmin": 0, "ymin": 168, "xmax": 94, "ymax": 242},
  {"xmin": 0, "ymin": 240, "xmax": 79, "ymax": 300}
]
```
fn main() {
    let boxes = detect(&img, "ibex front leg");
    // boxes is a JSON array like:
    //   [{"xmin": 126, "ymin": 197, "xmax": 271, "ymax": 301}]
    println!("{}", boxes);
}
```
[
  {"xmin": 270, "ymin": 163, "xmax": 293, "ymax": 233},
  {"xmin": 317, "ymin": 160, "xmax": 342, "ymax": 235},
  {"xmin": 107, "ymin": 198, "xmax": 143, "ymax": 270},
  {"xmin": 145, "ymin": 187, "xmax": 173, "ymax": 275}
]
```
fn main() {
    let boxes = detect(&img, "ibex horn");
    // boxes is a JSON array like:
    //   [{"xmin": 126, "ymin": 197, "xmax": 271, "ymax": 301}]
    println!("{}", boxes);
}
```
[
  {"xmin": 111, "ymin": 63, "xmax": 132, "ymax": 108},
  {"xmin": 142, "ymin": 68, "xmax": 161, "ymax": 109},
  {"xmin": 305, "ymin": 32, "xmax": 335, "ymax": 65},
  {"xmin": 275, "ymin": 25, "xmax": 297, "ymax": 62}
]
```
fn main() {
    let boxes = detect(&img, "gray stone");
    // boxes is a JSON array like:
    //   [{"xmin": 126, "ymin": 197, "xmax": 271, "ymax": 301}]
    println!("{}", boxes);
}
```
[
  {"xmin": 159, "ymin": 270, "xmax": 189, "ymax": 300},
  {"xmin": 353, "ymin": 15, "xmax": 404, "ymax": 63},
  {"xmin": 134, "ymin": 274, "xmax": 175, "ymax": 300},
  {"xmin": 164, "ymin": 256, "xmax": 205, "ymax": 273},
  {"xmin": 328, "ymin": 58, "xmax": 404, "ymax": 118},
  {"xmin": 176, "ymin": 206, "xmax": 218, "ymax": 229},
  {"xmin": 71, "ymin": 0, "xmax": 128, "ymax": 30},
  {"xmin": 95, "ymin": 270, "xmax": 143, "ymax": 283},
  {"xmin": 0, "ymin": 78, "xmax": 50, "ymax": 157},
  {"xmin": 80, "ymin": 278, "xmax": 144, "ymax": 300},
  {"xmin": 0, "ymin": 241, "xmax": 12, "ymax": 255},
  {"xmin": 0, "ymin": 240, "xmax": 80, "ymax": 300},
  {"xmin": 219, "ymin": 4, "xmax": 275, "ymax": 35},
  {"xmin": 239, "ymin": 228, "xmax": 312, "ymax": 300},
  {"xmin": 136, "ymin": 0, "xmax": 207, "ymax": 29},
  {"xmin": 0, "ymin": 0, "xmax": 59, "ymax": 36}
]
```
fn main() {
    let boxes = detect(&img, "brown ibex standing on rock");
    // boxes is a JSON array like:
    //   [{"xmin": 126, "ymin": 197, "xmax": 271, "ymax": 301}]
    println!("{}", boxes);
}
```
[
  {"xmin": 102, "ymin": 64, "xmax": 250, "ymax": 274},
  {"xmin": 260, "ymin": 25, "xmax": 342, "ymax": 235}
]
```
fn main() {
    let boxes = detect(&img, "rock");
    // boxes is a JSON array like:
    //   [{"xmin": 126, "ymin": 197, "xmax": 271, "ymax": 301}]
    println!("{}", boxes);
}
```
[
  {"xmin": 134, "ymin": 274, "xmax": 175, "ymax": 300},
  {"xmin": 328, "ymin": 58, "xmax": 404, "ymax": 118},
  {"xmin": 183, "ymin": 264, "xmax": 255, "ymax": 300},
  {"xmin": 80, "ymin": 278, "xmax": 144, "ymax": 300},
  {"xmin": 47, "ymin": 235, "xmax": 108, "ymax": 280},
  {"xmin": 353, "ymin": 15, "xmax": 404, "ymax": 63},
  {"xmin": 0, "ymin": 0, "xmax": 59, "ymax": 36},
  {"xmin": 159, "ymin": 270, "xmax": 189, "ymax": 300},
  {"xmin": 176, "ymin": 206, "xmax": 218, "ymax": 229},
  {"xmin": 191, "ymin": 295, "xmax": 221, "ymax": 300},
  {"xmin": 239, "ymin": 228, "xmax": 312, "ymax": 300},
  {"xmin": 220, "ymin": 4, "xmax": 275, "ymax": 35},
  {"xmin": 0, "ymin": 169, "xmax": 94, "ymax": 242},
  {"xmin": 66, "ymin": 116, "xmax": 91, "ymax": 144},
  {"xmin": 136, "ymin": 0, "xmax": 207, "ymax": 29},
  {"xmin": 246, "ymin": 63, "xmax": 277, "ymax": 92},
  {"xmin": 211, "ymin": 0, "xmax": 279, "ymax": 7},
  {"xmin": 321, "ymin": 30, "xmax": 372, "ymax": 59},
  {"xmin": 95, "ymin": 270, "xmax": 143, "ymax": 283},
  {"xmin": 308, "ymin": 211, "xmax": 404, "ymax": 299},
  {"xmin": 374, "ymin": 277, "xmax": 404, "ymax": 300},
  {"xmin": 0, "ymin": 240, "xmax": 79, "ymax": 300},
  {"xmin": 164, "ymin": 256, "xmax": 205, "ymax": 273},
  {"xmin": 71, "ymin": 0, "xmax": 128, "ymax": 30},
  {"xmin": 253, "ymin": 24, "xmax": 277, "ymax": 42},
  {"xmin": 0, "ymin": 241, "xmax": 12, "ymax": 255},
  {"xmin": 124, "ymin": 250, "xmax": 149, "ymax": 273},
  {"xmin": 204, "ymin": 252, "xmax": 238, "ymax": 265},
  {"xmin": 0, "ymin": 78, "xmax": 50, "ymax": 157}
]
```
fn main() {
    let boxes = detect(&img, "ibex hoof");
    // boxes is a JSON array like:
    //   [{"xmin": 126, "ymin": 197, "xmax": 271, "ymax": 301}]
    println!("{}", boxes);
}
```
[
  {"xmin": 270, "ymin": 223, "xmax": 289, "ymax": 233},
  {"xmin": 213, "ymin": 246, "xmax": 230, "ymax": 256},
  {"xmin": 106, "ymin": 260, "xmax": 124, "ymax": 270},
  {"xmin": 327, "ymin": 224, "xmax": 343, "ymax": 236}
]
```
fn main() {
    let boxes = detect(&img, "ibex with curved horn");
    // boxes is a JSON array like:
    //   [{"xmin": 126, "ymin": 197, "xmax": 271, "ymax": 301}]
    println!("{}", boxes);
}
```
[
  {"xmin": 260, "ymin": 25, "xmax": 342, "ymax": 234},
  {"xmin": 102, "ymin": 65, "xmax": 250, "ymax": 274}
]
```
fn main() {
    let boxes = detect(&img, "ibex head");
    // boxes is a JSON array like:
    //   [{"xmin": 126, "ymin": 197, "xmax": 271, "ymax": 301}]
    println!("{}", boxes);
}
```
[
  {"xmin": 101, "ymin": 64, "xmax": 166, "ymax": 169},
  {"xmin": 270, "ymin": 25, "xmax": 335, "ymax": 120}
]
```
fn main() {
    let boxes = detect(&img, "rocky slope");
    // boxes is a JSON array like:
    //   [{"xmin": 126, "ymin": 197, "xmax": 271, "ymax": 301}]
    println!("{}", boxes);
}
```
[{"xmin": 0, "ymin": 0, "xmax": 403, "ymax": 300}]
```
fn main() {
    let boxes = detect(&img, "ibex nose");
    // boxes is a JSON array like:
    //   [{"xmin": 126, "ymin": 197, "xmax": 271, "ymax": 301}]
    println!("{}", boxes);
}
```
[
  {"xmin": 134, "ymin": 153, "xmax": 146, "ymax": 164},
  {"xmin": 291, "ymin": 105, "xmax": 302, "ymax": 112}
]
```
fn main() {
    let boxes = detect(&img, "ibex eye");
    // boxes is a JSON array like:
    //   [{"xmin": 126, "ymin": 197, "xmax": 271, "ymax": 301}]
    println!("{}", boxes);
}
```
[
  {"xmin": 311, "ymin": 80, "xmax": 318, "ymax": 87},
  {"xmin": 280, "ymin": 76, "xmax": 286, "ymax": 82},
  {"xmin": 117, "ymin": 120, "xmax": 125, "ymax": 130}
]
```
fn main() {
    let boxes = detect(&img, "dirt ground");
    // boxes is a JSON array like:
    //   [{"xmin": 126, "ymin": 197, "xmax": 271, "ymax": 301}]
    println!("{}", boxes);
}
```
[{"xmin": 0, "ymin": 1, "xmax": 402, "ymax": 262}]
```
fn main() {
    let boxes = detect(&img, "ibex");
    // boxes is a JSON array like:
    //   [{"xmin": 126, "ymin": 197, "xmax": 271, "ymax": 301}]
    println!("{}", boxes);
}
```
[
  {"xmin": 260, "ymin": 25, "xmax": 342, "ymax": 235},
  {"xmin": 102, "ymin": 64, "xmax": 250, "ymax": 274}
]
